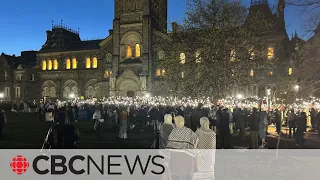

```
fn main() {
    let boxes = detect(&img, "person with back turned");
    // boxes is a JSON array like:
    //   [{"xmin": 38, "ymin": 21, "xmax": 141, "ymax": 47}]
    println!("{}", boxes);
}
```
[{"xmin": 0, "ymin": 110, "xmax": 6, "ymax": 141}]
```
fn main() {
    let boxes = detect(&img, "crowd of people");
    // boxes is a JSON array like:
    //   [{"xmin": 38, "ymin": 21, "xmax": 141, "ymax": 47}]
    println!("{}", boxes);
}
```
[{"xmin": 1, "ymin": 96, "xmax": 320, "ymax": 149}]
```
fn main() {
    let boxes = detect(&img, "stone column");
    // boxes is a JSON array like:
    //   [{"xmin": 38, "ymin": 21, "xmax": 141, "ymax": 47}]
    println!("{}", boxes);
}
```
[
  {"xmin": 109, "ymin": 75, "xmax": 116, "ymax": 97},
  {"xmin": 139, "ymin": 73, "xmax": 147, "ymax": 97}
]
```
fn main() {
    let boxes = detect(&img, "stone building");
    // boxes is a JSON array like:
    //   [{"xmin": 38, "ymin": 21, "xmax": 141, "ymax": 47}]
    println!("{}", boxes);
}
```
[
  {"xmin": 38, "ymin": 0, "xmax": 168, "ymax": 100},
  {"xmin": 0, "ymin": 51, "xmax": 39, "ymax": 102},
  {"xmin": 2, "ymin": 0, "xmax": 316, "ymax": 101}
]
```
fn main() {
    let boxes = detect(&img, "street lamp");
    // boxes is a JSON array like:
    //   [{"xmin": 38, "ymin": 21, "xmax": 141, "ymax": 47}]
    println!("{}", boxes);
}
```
[
  {"xmin": 0, "ymin": 93, "xmax": 4, "ymax": 98},
  {"xmin": 145, "ymin": 93, "xmax": 150, "ymax": 98}
]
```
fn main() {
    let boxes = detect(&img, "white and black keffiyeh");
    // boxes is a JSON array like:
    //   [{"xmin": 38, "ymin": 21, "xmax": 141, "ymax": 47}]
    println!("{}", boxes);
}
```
[{"xmin": 195, "ymin": 128, "xmax": 216, "ymax": 149}]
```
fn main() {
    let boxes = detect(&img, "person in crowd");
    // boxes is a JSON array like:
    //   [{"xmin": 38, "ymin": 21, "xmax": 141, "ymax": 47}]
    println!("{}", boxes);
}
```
[
  {"xmin": 43, "ymin": 107, "xmax": 79, "ymax": 149},
  {"xmin": 288, "ymin": 109, "xmax": 296, "ymax": 139},
  {"xmin": 166, "ymin": 116, "xmax": 198, "ymax": 180},
  {"xmin": 249, "ymin": 108, "xmax": 260, "ymax": 149},
  {"xmin": 195, "ymin": 117, "xmax": 216, "ymax": 149},
  {"xmin": 235, "ymin": 107, "xmax": 245, "ymax": 138},
  {"xmin": 39, "ymin": 102, "xmax": 45, "ymax": 121},
  {"xmin": 274, "ymin": 109, "xmax": 281, "ymax": 134},
  {"xmin": 190, "ymin": 103, "xmax": 206, "ymax": 132},
  {"xmin": 296, "ymin": 112, "xmax": 307, "ymax": 146},
  {"xmin": 208, "ymin": 105, "xmax": 217, "ymax": 132},
  {"xmin": 93, "ymin": 105, "xmax": 102, "ymax": 131},
  {"xmin": 218, "ymin": 108, "xmax": 232, "ymax": 149},
  {"xmin": 310, "ymin": 108, "xmax": 316, "ymax": 130},
  {"xmin": 160, "ymin": 114, "xmax": 174, "ymax": 148},
  {"xmin": 316, "ymin": 110, "xmax": 320, "ymax": 136},
  {"xmin": 0, "ymin": 110, "xmax": 6, "ymax": 141},
  {"xmin": 148, "ymin": 106, "xmax": 161, "ymax": 132},
  {"xmin": 259, "ymin": 110, "xmax": 268, "ymax": 148},
  {"xmin": 119, "ymin": 107, "xmax": 128, "ymax": 139},
  {"xmin": 137, "ymin": 106, "xmax": 147, "ymax": 132}
]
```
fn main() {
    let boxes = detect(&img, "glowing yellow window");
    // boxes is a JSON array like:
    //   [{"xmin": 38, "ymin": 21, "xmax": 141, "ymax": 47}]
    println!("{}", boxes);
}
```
[
  {"xmin": 289, "ymin": 68, "xmax": 292, "ymax": 76},
  {"xmin": 92, "ymin": 57, "xmax": 98, "ymax": 68},
  {"xmin": 47, "ymin": 60, "xmax": 52, "ymax": 70},
  {"xmin": 230, "ymin": 50, "xmax": 236, "ymax": 62},
  {"xmin": 268, "ymin": 71, "xmax": 273, "ymax": 76},
  {"xmin": 135, "ymin": 44, "xmax": 141, "ymax": 57},
  {"xmin": 72, "ymin": 58, "xmax": 77, "ymax": 69},
  {"xmin": 250, "ymin": 69, "xmax": 254, "ymax": 77},
  {"xmin": 180, "ymin": 53, "xmax": 185, "ymax": 64},
  {"xmin": 42, "ymin": 60, "xmax": 47, "ymax": 70},
  {"xmin": 86, "ymin": 58, "xmax": 91, "ymax": 69},
  {"xmin": 53, "ymin": 60, "xmax": 58, "ymax": 70},
  {"xmin": 66, "ymin": 59, "xmax": 71, "ymax": 69},
  {"xmin": 126, "ymin": 45, "xmax": 132, "ymax": 58},
  {"xmin": 196, "ymin": 50, "xmax": 201, "ymax": 63},
  {"xmin": 105, "ymin": 71, "xmax": 110, "ymax": 78},
  {"xmin": 161, "ymin": 69, "xmax": 166, "ymax": 77},
  {"xmin": 268, "ymin": 47, "xmax": 274, "ymax": 59},
  {"xmin": 156, "ymin": 69, "xmax": 161, "ymax": 77},
  {"xmin": 249, "ymin": 48, "xmax": 255, "ymax": 60}
]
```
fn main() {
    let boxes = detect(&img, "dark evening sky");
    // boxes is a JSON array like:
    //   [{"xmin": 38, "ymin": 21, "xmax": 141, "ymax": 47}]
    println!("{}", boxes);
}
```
[{"xmin": 0, "ymin": 0, "xmax": 310, "ymax": 55}]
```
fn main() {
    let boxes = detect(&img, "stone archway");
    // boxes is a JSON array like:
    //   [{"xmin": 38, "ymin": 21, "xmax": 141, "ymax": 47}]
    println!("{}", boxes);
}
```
[
  {"xmin": 41, "ymin": 80, "xmax": 56, "ymax": 98},
  {"xmin": 62, "ymin": 80, "xmax": 78, "ymax": 99},
  {"xmin": 116, "ymin": 69, "xmax": 140, "ymax": 96}
]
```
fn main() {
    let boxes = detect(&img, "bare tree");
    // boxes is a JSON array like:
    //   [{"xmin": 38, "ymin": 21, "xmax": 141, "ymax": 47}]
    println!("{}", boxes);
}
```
[{"xmin": 155, "ymin": 0, "xmax": 275, "ymax": 98}]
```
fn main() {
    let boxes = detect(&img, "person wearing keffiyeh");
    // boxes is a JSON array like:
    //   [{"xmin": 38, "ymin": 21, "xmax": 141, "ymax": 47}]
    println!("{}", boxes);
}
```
[
  {"xmin": 166, "ymin": 116, "xmax": 198, "ymax": 180},
  {"xmin": 160, "ymin": 114, "xmax": 175, "ymax": 148}
]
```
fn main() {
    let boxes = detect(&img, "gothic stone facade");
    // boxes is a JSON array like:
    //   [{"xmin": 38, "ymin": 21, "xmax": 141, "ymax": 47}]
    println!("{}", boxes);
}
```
[{"xmin": 38, "ymin": 0, "xmax": 168, "ymax": 100}]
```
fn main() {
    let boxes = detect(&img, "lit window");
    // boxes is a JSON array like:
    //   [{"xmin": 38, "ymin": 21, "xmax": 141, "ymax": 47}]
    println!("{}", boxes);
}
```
[
  {"xmin": 53, "ymin": 60, "xmax": 58, "ymax": 70},
  {"xmin": 180, "ymin": 53, "xmax": 186, "ymax": 64},
  {"xmin": 30, "ymin": 74, "xmax": 34, "ymax": 81},
  {"xmin": 135, "ymin": 44, "xmax": 141, "ymax": 57},
  {"xmin": 42, "ymin": 60, "xmax": 47, "ymax": 70},
  {"xmin": 250, "ymin": 69, "xmax": 254, "ymax": 77},
  {"xmin": 268, "ymin": 47, "xmax": 274, "ymax": 59},
  {"xmin": 105, "ymin": 71, "xmax": 112, "ymax": 79},
  {"xmin": 92, "ymin": 57, "xmax": 98, "ymax": 68},
  {"xmin": 289, "ymin": 68, "xmax": 293, "ymax": 76},
  {"xmin": 249, "ymin": 48, "xmax": 255, "ymax": 60},
  {"xmin": 66, "ymin": 59, "xmax": 71, "ymax": 69},
  {"xmin": 47, "ymin": 60, "xmax": 52, "ymax": 70},
  {"xmin": 126, "ymin": 45, "xmax": 132, "ymax": 58},
  {"xmin": 72, "ymin": 58, "xmax": 77, "ymax": 69},
  {"xmin": 156, "ymin": 69, "xmax": 161, "ymax": 77},
  {"xmin": 86, "ymin": 58, "xmax": 91, "ymax": 69},
  {"xmin": 196, "ymin": 50, "xmax": 201, "ymax": 63},
  {"xmin": 181, "ymin": 71, "xmax": 185, "ymax": 78},
  {"xmin": 268, "ymin": 71, "xmax": 273, "ymax": 76},
  {"xmin": 161, "ymin": 69, "xmax": 166, "ymax": 77},
  {"xmin": 230, "ymin": 50, "xmax": 236, "ymax": 62}
]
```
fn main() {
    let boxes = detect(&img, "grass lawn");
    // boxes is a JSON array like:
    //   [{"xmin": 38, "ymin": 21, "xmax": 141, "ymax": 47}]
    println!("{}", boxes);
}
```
[{"xmin": 0, "ymin": 112, "xmax": 156, "ymax": 149}]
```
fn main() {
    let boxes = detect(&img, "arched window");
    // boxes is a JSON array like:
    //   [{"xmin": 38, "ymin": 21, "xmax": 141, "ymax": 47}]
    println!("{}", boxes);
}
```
[
  {"xmin": 66, "ymin": 59, "xmax": 71, "ymax": 69},
  {"xmin": 289, "ymin": 68, "xmax": 293, "ymax": 76},
  {"xmin": 86, "ymin": 58, "xmax": 91, "ymax": 69},
  {"xmin": 92, "ymin": 57, "xmax": 98, "ymax": 68},
  {"xmin": 42, "ymin": 60, "xmax": 47, "ymax": 70},
  {"xmin": 135, "ymin": 44, "xmax": 141, "ymax": 57},
  {"xmin": 50, "ymin": 87, "xmax": 56, "ymax": 97},
  {"xmin": 105, "ymin": 71, "xmax": 112, "ymax": 79},
  {"xmin": 72, "ymin": 58, "xmax": 77, "ymax": 69},
  {"xmin": 47, "ymin": 60, "xmax": 52, "ymax": 70},
  {"xmin": 126, "ymin": 45, "xmax": 132, "ymax": 58},
  {"xmin": 250, "ymin": 69, "xmax": 254, "ymax": 77},
  {"xmin": 230, "ymin": 50, "xmax": 236, "ymax": 62},
  {"xmin": 156, "ymin": 69, "xmax": 161, "ymax": 77},
  {"xmin": 161, "ymin": 69, "xmax": 166, "ymax": 77},
  {"xmin": 53, "ymin": 60, "xmax": 58, "ymax": 70},
  {"xmin": 180, "ymin": 53, "xmax": 186, "ymax": 64}
]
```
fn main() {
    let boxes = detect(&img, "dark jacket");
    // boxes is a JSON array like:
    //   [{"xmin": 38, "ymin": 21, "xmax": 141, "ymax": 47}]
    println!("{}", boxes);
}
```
[
  {"xmin": 218, "ymin": 111, "xmax": 230, "ymax": 133},
  {"xmin": 190, "ymin": 108, "xmax": 206, "ymax": 131},
  {"xmin": 249, "ymin": 112, "xmax": 260, "ymax": 131}
]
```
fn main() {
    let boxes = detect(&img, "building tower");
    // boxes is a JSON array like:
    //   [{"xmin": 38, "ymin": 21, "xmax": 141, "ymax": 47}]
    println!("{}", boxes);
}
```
[{"xmin": 110, "ymin": 0, "xmax": 168, "ymax": 97}]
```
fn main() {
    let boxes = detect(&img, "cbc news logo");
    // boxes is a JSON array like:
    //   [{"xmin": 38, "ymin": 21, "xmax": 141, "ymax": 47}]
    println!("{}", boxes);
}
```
[{"xmin": 10, "ymin": 155, "xmax": 30, "ymax": 175}]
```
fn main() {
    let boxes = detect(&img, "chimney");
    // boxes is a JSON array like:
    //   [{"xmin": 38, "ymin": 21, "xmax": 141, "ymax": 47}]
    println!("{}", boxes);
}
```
[
  {"xmin": 172, "ymin": 22, "xmax": 178, "ymax": 34},
  {"xmin": 109, "ymin": 29, "xmax": 113, "ymax": 36}
]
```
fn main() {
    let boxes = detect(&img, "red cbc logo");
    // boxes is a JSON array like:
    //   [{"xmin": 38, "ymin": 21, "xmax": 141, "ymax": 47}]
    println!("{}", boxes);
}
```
[{"xmin": 10, "ymin": 155, "xmax": 30, "ymax": 175}]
